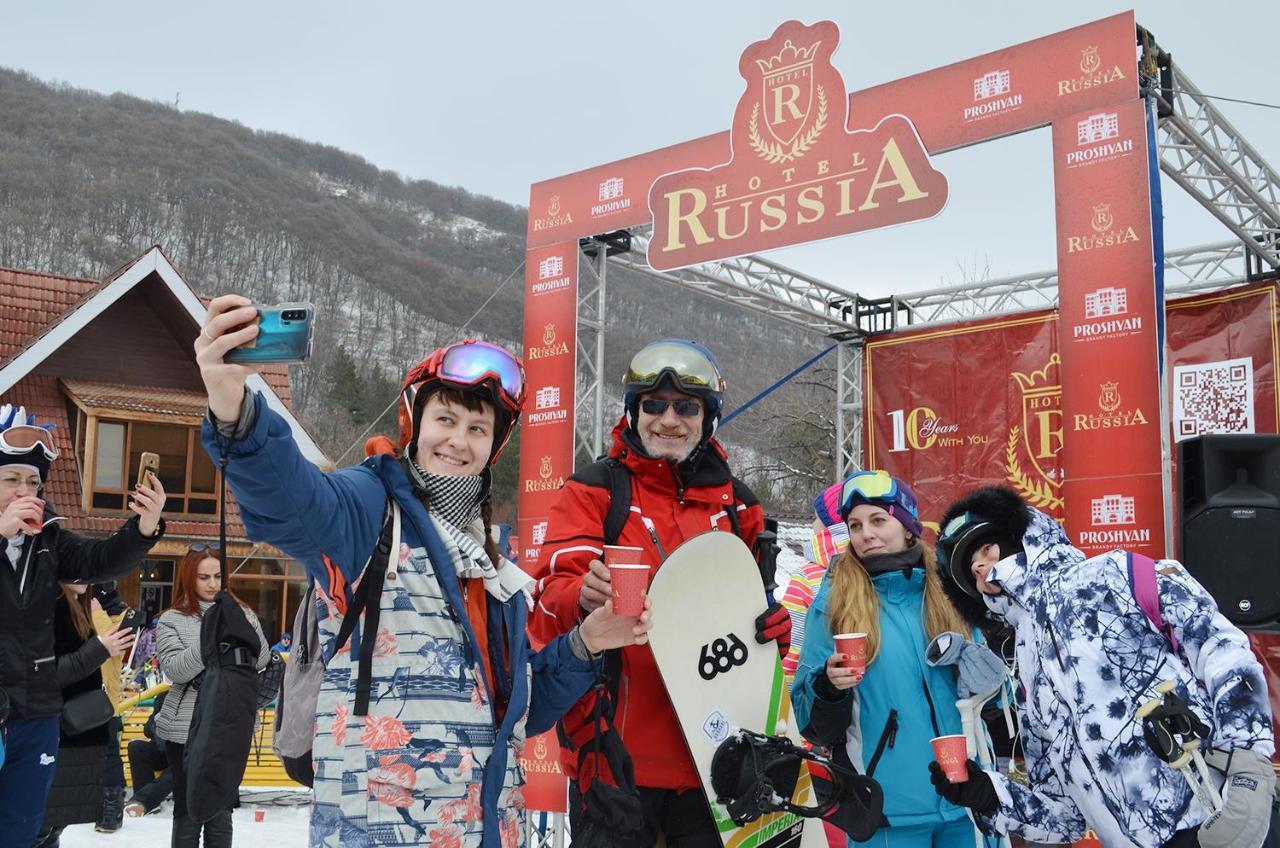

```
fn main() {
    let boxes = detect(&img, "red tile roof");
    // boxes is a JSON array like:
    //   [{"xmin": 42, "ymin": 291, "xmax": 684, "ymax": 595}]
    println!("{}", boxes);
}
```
[
  {"xmin": 0, "ymin": 256, "xmax": 293, "ymax": 408},
  {"xmin": 0, "ymin": 267, "xmax": 100, "ymax": 363}
]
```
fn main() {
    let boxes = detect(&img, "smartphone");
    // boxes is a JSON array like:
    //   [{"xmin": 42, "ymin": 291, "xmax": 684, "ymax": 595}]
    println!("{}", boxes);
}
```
[
  {"xmin": 119, "ymin": 607, "xmax": 144, "ymax": 632},
  {"xmin": 225, "ymin": 302, "xmax": 315, "ymax": 365},
  {"xmin": 136, "ymin": 451, "xmax": 160, "ymax": 488}
]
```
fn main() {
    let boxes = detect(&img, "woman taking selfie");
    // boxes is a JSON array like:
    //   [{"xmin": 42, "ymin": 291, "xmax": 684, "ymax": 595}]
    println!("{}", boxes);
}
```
[
  {"xmin": 194, "ymin": 294, "xmax": 651, "ymax": 848},
  {"xmin": 155, "ymin": 546, "xmax": 269, "ymax": 847},
  {"xmin": 792, "ymin": 470, "xmax": 981, "ymax": 848}
]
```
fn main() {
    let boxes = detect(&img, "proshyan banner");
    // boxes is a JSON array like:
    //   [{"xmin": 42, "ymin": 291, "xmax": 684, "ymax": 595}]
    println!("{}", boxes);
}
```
[
  {"xmin": 527, "ymin": 12, "xmax": 1135, "ymax": 250},
  {"xmin": 518, "ymin": 243, "xmax": 578, "ymax": 574},
  {"xmin": 646, "ymin": 19, "xmax": 947, "ymax": 272},
  {"xmin": 863, "ymin": 281, "xmax": 1279, "ymax": 542},
  {"xmin": 1053, "ymin": 99, "xmax": 1164, "ymax": 556}
]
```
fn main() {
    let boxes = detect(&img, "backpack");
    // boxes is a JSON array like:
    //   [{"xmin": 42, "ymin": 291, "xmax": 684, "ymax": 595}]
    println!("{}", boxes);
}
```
[
  {"xmin": 272, "ymin": 582, "xmax": 323, "ymax": 786},
  {"xmin": 269, "ymin": 500, "xmax": 399, "ymax": 788}
]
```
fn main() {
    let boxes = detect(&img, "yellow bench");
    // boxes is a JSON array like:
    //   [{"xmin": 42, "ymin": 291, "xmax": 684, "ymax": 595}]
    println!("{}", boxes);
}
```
[{"xmin": 119, "ymin": 703, "xmax": 303, "ymax": 788}]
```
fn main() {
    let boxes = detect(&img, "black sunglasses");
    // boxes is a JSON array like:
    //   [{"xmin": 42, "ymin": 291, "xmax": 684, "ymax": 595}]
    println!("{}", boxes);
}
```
[
  {"xmin": 188, "ymin": 542, "xmax": 222, "ymax": 553},
  {"xmin": 639, "ymin": 397, "xmax": 702, "ymax": 418}
]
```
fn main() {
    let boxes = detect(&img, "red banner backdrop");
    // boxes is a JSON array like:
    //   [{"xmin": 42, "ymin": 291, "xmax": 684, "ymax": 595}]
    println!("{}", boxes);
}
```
[
  {"xmin": 518, "ymin": 243, "xmax": 578, "ymax": 580},
  {"xmin": 1053, "ymin": 99, "xmax": 1164, "ymax": 556},
  {"xmin": 527, "ymin": 12, "xmax": 1135, "ymax": 250},
  {"xmin": 864, "ymin": 281, "xmax": 1279, "ymax": 536}
]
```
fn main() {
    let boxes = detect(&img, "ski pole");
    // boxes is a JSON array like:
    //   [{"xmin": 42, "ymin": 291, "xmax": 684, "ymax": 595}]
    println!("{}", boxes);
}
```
[{"xmin": 1153, "ymin": 682, "xmax": 1222, "ymax": 811}]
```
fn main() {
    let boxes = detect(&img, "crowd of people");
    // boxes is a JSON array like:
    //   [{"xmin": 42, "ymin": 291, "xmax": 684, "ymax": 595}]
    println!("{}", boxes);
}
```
[{"xmin": 0, "ymin": 296, "xmax": 1275, "ymax": 848}]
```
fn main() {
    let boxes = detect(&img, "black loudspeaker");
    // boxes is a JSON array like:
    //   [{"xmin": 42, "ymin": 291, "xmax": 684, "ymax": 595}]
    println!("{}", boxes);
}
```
[{"xmin": 1180, "ymin": 434, "xmax": 1280, "ymax": 626}]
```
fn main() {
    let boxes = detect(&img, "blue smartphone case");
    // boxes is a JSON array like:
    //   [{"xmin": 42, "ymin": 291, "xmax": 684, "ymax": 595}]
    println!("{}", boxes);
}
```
[{"xmin": 225, "ymin": 303, "xmax": 314, "ymax": 364}]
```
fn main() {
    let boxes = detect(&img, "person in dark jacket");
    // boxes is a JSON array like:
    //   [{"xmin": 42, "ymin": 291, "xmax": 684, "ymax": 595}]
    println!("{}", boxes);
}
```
[
  {"xmin": 32, "ymin": 583, "xmax": 136, "ymax": 848},
  {"xmin": 124, "ymin": 690, "xmax": 172, "ymax": 817},
  {"xmin": 0, "ymin": 404, "xmax": 165, "ymax": 848}
]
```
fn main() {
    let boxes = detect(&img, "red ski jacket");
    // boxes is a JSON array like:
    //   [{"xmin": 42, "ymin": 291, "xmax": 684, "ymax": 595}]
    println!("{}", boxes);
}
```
[{"xmin": 529, "ymin": 417, "xmax": 765, "ymax": 789}]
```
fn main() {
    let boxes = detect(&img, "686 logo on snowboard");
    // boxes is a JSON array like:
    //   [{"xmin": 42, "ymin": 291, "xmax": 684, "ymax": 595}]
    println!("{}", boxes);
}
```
[{"xmin": 698, "ymin": 633, "xmax": 748, "ymax": 680}]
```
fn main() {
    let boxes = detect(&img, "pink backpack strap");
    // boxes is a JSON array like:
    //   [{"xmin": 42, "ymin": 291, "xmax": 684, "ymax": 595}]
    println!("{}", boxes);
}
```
[{"xmin": 1127, "ymin": 551, "xmax": 1180, "ymax": 653}]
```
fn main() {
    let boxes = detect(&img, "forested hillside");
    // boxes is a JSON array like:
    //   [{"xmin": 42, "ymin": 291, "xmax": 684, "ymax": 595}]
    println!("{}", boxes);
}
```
[{"xmin": 0, "ymin": 68, "xmax": 837, "ymax": 515}]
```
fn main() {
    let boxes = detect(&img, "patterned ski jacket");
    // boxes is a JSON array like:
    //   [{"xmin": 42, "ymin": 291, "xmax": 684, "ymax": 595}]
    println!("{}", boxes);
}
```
[
  {"xmin": 203, "ymin": 393, "xmax": 598, "ymax": 848},
  {"xmin": 528, "ymin": 417, "xmax": 765, "ymax": 789},
  {"xmin": 974, "ymin": 507, "xmax": 1274, "ymax": 848}
]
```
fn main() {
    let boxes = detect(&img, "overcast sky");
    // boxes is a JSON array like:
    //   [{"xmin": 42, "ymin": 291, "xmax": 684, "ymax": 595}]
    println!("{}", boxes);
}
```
[{"xmin": 6, "ymin": 1, "xmax": 1278, "ymax": 301}]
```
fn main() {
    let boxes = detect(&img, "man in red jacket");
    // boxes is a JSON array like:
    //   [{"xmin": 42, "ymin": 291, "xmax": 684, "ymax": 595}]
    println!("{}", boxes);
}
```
[{"xmin": 529, "ymin": 339, "xmax": 790, "ymax": 847}]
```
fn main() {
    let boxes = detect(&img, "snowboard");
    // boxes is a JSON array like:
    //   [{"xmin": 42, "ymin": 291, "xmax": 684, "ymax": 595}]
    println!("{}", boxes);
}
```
[{"xmin": 647, "ymin": 531, "xmax": 825, "ymax": 848}]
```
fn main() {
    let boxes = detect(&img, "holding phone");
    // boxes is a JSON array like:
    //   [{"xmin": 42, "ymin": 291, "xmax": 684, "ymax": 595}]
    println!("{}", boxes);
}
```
[
  {"xmin": 224, "ymin": 302, "xmax": 315, "ymax": 365},
  {"xmin": 119, "ymin": 607, "xmax": 144, "ymax": 632},
  {"xmin": 136, "ymin": 452, "xmax": 160, "ymax": 488}
]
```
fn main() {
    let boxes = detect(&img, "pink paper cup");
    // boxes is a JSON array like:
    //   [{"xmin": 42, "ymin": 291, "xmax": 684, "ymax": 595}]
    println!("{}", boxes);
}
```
[
  {"xmin": 931, "ymin": 735, "xmax": 969, "ymax": 782},
  {"xmin": 603, "ymin": 545, "xmax": 645, "ymax": 567},
  {"xmin": 608, "ymin": 564, "xmax": 649, "ymax": 617},
  {"xmin": 833, "ymin": 632, "xmax": 867, "ymax": 674}
]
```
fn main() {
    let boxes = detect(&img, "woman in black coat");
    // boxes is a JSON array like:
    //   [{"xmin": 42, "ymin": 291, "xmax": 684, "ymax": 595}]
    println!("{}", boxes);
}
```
[{"xmin": 31, "ymin": 584, "xmax": 135, "ymax": 848}]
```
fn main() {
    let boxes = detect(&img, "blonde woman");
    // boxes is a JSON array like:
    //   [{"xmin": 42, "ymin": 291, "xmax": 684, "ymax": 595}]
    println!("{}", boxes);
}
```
[{"xmin": 792, "ymin": 471, "xmax": 980, "ymax": 848}]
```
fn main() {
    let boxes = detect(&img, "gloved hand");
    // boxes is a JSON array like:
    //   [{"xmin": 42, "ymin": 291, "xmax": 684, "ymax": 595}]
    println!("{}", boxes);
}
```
[
  {"xmin": 925, "ymin": 632, "xmax": 1008, "ymax": 700},
  {"xmin": 1197, "ymin": 748, "xmax": 1276, "ymax": 848},
  {"xmin": 928, "ymin": 760, "xmax": 999, "ymax": 816},
  {"xmin": 754, "ymin": 601, "xmax": 791, "ymax": 659}
]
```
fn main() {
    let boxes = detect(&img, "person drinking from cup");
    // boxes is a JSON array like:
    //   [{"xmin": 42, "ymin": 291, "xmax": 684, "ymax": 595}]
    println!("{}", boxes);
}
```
[
  {"xmin": 529, "ymin": 339, "xmax": 787, "ymax": 847},
  {"xmin": 0, "ymin": 404, "xmax": 165, "ymax": 848},
  {"xmin": 194, "ymin": 294, "xmax": 652, "ymax": 847},
  {"xmin": 791, "ymin": 470, "xmax": 984, "ymax": 848}
]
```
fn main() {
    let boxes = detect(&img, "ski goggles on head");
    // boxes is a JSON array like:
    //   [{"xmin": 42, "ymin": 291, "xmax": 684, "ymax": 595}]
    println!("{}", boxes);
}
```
[
  {"xmin": 838, "ymin": 470, "xmax": 900, "ymax": 514},
  {"xmin": 417, "ymin": 340, "xmax": 526, "ymax": 414},
  {"xmin": 0, "ymin": 425, "xmax": 58, "ymax": 461},
  {"xmin": 624, "ymin": 340, "xmax": 724, "ymax": 396}
]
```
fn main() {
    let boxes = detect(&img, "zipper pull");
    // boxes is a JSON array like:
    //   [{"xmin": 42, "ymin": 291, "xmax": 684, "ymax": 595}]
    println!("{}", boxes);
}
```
[{"xmin": 887, "ymin": 710, "xmax": 899, "ymax": 747}]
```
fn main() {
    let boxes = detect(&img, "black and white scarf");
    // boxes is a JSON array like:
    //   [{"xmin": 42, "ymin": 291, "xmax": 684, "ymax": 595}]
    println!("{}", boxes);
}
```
[{"xmin": 407, "ymin": 457, "xmax": 531, "ymax": 603}]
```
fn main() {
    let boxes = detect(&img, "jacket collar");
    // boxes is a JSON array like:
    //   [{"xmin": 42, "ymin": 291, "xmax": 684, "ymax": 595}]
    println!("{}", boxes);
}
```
[{"xmin": 607, "ymin": 417, "xmax": 735, "ymax": 501}]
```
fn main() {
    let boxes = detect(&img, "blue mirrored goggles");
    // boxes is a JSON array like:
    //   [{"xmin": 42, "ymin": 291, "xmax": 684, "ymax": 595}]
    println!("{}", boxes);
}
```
[{"xmin": 839, "ymin": 470, "xmax": 915, "ymax": 515}]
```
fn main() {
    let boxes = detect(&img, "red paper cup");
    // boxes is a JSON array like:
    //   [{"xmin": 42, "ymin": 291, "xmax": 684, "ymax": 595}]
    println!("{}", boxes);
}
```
[
  {"xmin": 603, "ymin": 545, "xmax": 645, "ymax": 567},
  {"xmin": 833, "ymin": 632, "xmax": 867, "ymax": 674},
  {"xmin": 24, "ymin": 497, "xmax": 44, "ymax": 532},
  {"xmin": 254, "ymin": 810, "xmax": 265, "ymax": 823},
  {"xmin": 931, "ymin": 734, "xmax": 969, "ymax": 782},
  {"xmin": 608, "ymin": 564, "xmax": 649, "ymax": 617}
]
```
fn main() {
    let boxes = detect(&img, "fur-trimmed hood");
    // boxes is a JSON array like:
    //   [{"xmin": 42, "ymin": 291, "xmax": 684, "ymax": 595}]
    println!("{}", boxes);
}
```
[{"xmin": 935, "ymin": 486, "xmax": 1083, "ymax": 627}]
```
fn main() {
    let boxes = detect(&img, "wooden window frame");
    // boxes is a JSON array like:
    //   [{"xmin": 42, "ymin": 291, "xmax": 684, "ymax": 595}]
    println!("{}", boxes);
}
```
[{"xmin": 81, "ymin": 415, "xmax": 220, "ymax": 519}]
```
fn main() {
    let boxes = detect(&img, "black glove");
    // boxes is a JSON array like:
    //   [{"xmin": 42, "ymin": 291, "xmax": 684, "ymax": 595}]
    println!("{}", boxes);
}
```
[
  {"xmin": 928, "ymin": 760, "xmax": 998, "ymax": 816},
  {"xmin": 754, "ymin": 601, "xmax": 791, "ymax": 658}
]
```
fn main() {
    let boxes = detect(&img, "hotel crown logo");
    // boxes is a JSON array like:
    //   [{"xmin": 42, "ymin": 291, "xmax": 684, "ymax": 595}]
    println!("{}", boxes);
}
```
[
  {"xmin": 1080, "ymin": 46, "xmax": 1101, "ymax": 74},
  {"xmin": 1005, "ymin": 353, "xmax": 1064, "ymax": 513},
  {"xmin": 548, "ymin": 195, "xmax": 561, "ymax": 217},
  {"xmin": 538, "ymin": 455, "xmax": 553, "ymax": 480},
  {"xmin": 1098, "ymin": 381, "xmax": 1121, "ymax": 413},
  {"xmin": 748, "ymin": 38, "xmax": 827, "ymax": 164},
  {"xmin": 542, "ymin": 323, "xmax": 556, "ymax": 346},
  {"xmin": 1090, "ymin": 203, "xmax": 1114, "ymax": 233}
]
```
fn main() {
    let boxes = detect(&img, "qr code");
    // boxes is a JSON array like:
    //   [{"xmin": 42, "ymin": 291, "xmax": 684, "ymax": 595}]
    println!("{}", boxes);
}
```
[{"xmin": 1172, "ymin": 357, "xmax": 1254, "ymax": 442}]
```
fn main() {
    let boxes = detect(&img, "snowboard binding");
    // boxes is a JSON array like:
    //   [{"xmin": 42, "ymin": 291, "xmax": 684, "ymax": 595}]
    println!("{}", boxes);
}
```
[
  {"xmin": 1135, "ymin": 680, "xmax": 1222, "ymax": 813},
  {"xmin": 710, "ymin": 729, "xmax": 885, "ymax": 842}
]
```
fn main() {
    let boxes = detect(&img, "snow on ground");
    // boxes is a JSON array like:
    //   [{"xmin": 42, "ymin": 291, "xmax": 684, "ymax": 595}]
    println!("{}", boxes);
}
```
[{"xmin": 61, "ymin": 790, "xmax": 313, "ymax": 848}]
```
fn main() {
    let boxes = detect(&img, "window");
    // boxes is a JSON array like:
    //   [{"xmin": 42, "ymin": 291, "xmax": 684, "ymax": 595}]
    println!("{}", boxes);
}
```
[{"xmin": 80, "ymin": 416, "xmax": 218, "ymax": 516}]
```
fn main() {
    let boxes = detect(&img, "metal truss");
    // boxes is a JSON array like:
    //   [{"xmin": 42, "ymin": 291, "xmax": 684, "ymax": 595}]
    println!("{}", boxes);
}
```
[
  {"xmin": 1153, "ymin": 58, "xmax": 1280, "ymax": 269},
  {"xmin": 524, "ymin": 812, "xmax": 567, "ymax": 848},
  {"xmin": 574, "ymin": 244, "xmax": 609, "ymax": 462},
  {"xmin": 834, "ymin": 338, "xmax": 865, "ymax": 475},
  {"xmin": 616, "ymin": 225, "xmax": 861, "ymax": 335}
]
